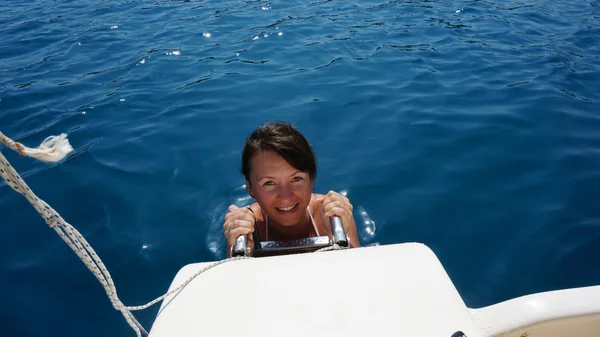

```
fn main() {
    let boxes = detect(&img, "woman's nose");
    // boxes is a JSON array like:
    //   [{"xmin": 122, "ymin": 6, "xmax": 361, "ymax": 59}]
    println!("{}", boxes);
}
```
[{"xmin": 278, "ymin": 184, "xmax": 294, "ymax": 198}]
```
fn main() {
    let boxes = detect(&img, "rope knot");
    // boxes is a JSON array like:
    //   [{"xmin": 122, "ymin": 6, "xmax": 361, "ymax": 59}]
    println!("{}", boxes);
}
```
[{"xmin": 0, "ymin": 132, "xmax": 73, "ymax": 163}]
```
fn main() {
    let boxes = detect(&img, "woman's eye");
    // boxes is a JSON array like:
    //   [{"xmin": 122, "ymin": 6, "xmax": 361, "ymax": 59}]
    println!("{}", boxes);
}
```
[
  {"xmin": 292, "ymin": 176, "xmax": 303, "ymax": 182},
  {"xmin": 263, "ymin": 181, "xmax": 275, "ymax": 186}
]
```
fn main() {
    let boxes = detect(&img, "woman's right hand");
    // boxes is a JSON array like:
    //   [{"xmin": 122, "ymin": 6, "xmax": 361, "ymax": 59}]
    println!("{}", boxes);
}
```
[{"xmin": 223, "ymin": 204, "xmax": 256, "ymax": 251}]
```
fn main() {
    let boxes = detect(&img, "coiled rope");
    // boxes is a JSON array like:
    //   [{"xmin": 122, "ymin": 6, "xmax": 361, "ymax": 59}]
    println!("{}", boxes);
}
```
[{"xmin": 0, "ymin": 131, "xmax": 344, "ymax": 336}]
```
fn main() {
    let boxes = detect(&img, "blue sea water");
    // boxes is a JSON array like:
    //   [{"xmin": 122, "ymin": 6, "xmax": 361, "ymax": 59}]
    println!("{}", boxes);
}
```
[{"xmin": 1, "ymin": 0, "xmax": 600, "ymax": 336}]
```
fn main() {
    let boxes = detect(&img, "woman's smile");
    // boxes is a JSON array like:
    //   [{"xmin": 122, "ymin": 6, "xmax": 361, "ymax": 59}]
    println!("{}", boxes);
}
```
[{"xmin": 276, "ymin": 204, "xmax": 297, "ymax": 212}]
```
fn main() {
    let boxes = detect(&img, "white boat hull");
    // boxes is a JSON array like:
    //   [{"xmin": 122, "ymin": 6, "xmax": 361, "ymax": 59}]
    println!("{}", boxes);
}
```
[
  {"xmin": 148, "ymin": 243, "xmax": 600, "ymax": 337},
  {"xmin": 470, "ymin": 285, "xmax": 600, "ymax": 337}
]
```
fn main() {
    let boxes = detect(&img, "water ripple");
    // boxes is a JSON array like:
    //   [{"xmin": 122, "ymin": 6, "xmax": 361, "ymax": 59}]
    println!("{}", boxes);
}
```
[{"xmin": 1, "ymin": 0, "xmax": 600, "ymax": 335}]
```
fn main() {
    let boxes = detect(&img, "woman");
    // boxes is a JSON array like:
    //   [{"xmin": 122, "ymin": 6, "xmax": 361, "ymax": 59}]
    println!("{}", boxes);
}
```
[{"xmin": 223, "ymin": 121, "xmax": 360, "ymax": 256}]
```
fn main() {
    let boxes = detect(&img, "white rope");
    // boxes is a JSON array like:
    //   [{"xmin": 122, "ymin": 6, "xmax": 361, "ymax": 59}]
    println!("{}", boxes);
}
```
[
  {"xmin": 126, "ymin": 256, "xmax": 249, "ymax": 311},
  {"xmin": 0, "ymin": 133, "xmax": 148, "ymax": 336},
  {"xmin": 0, "ymin": 131, "xmax": 73, "ymax": 162},
  {"xmin": 315, "ymin": 243, "xmax": 342, "ymax": 252},
  {"xmin": 0, "ymin": 131, "xmax": 347, "ymax": 336}
]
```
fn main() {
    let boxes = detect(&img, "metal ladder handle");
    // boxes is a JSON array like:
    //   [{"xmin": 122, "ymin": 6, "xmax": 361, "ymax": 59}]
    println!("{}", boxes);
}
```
[
  {"xmin": 231, "ymin": 235, "xmax": 248, "ymax": 257},
  {"xmin": 231, "ymin": 216, "xmax": 261, "ymax": 257},
  {"xmin": 330, "ymin": 215, "xmax": 349, "ymax": 247}
]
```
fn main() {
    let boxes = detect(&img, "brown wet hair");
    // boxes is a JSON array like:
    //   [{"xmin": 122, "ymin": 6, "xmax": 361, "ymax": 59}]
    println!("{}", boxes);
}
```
[{"xmin": 241, "ymin": 121, "xmax": 317, "ymax": 185}]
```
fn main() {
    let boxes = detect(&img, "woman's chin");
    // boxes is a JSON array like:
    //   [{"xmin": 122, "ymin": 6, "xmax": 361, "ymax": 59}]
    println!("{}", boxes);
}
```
[
  {"xmin": 273, "ymin": 215, "xmax": 301, "ymax": 227},
  {"xmin": 272, "ymin": 208, "xmax": 303, "ymax": 226},
  {"xmin": 277, "ymin": 220, "xmax": 300, "ymax": 227}
]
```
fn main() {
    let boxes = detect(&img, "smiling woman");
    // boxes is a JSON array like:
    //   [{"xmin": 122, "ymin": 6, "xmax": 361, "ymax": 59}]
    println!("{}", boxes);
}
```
[{"xmin": 223, "ymin": 121, "xmax": 360, "ymax": 256}]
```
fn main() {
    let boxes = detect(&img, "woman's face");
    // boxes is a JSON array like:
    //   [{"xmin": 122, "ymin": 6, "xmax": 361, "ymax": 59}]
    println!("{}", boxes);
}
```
[{"xmin": 246, "ymin": 150, "xmax": 314, "ymax": 227}]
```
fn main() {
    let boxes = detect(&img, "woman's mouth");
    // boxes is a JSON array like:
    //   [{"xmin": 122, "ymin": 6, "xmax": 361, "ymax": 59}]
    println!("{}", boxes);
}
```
[{"xmin": 276, "ymin": 204, "xmax": 297, "ymax": 212}]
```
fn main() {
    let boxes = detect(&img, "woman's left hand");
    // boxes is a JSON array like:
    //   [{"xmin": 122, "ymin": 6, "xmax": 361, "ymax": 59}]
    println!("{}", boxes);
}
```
[{"xmin": 315, "ymin": 190, "xmax": 360, "ymax": 247}]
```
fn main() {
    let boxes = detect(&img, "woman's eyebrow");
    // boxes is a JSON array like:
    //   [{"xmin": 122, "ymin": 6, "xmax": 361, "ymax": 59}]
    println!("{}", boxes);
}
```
[{"xmin": 258, "ymin": 171, "xmax": 303, "ymax": 181}]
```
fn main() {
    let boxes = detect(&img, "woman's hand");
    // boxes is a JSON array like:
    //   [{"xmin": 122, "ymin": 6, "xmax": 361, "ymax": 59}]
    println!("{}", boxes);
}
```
[
  {"xmin": 315, "ymin": 191, "xmax": 360, "ymax": 247},
  {"xmin": 223, "ymin": 204, "xmax": 256, "ymax": 254}
]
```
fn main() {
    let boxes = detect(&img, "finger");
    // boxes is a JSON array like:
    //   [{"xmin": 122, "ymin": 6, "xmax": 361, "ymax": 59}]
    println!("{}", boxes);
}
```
[
  {"xmin": 224, "ymin": 207, "xmax": 255, "ymax": 225},
  {"xmin": 327, "ymin": 190, "xmax": 339, "ymax": 197},
  {"xmin": 322, "ymin": 195, "xmax": 346, "ymax": 209},
  {"xmin": 230, "ymin": 225, "xmax": 253, "ymax": 236},
  {"xmin": 228, "ymin": 204, "xmax": 239, "ymax": 212},
  {"xmin": 323, "ymin": 208, "xmax": 354, "ymax": 234},
  {"xmin": 322, "ymin": 199, "xmax": 351, "ymax": 215},
  {"xmin": 326, "ymin": 190, "xmax": 342, "ymax": 200},
  {"xmin": 324, "ymin": 205, "xmax": 349, "ymax": 218},
  {"xmin": 326, "ymin": 190, "xmax": 350, "ymax": 204},
  {"xmin": 223, "ymin": 219, "xmax": 248, "ymax": 237},
  {"xmin": 227, "ymin": 226, "xmax": 253, "ymax": 245},
  {"xmin": 229, "ymin": 219, "xmax": 255, "ymax": 232}
]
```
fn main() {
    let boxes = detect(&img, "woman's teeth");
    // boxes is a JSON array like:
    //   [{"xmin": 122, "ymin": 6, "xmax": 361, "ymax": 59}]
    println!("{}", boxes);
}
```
[{"xmin": 277, "ymin": 205, "xmax": 296, "ymax": 211}]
